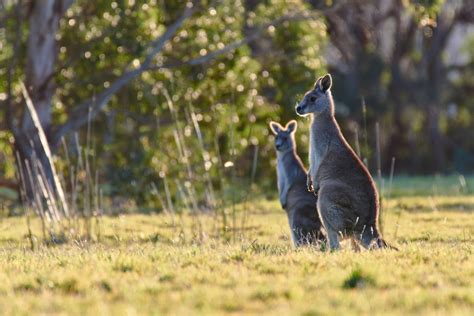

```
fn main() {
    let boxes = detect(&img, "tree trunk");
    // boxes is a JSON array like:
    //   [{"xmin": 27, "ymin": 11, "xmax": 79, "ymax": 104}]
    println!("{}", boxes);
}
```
[
  {"xmin": 426, "ymin": 105, "xmax": 445, "ymax": 172},
  {"xmin": 385, "ymin": 62, "xmax": 412, "ymax": 172},
  {"xmin": 423, "ymin": 22, "xmax": 447, "ymax": 173},
  {"xmin": 23, "ymin": 0, "xmax": 67, "ymax": 131},
  {"xmin": 14, "ymin": 133, "xmax": 56, "ymax": 203},
  {"xmin": 15, "ymin": 0, "xmax": 70, "ymax": 202}
]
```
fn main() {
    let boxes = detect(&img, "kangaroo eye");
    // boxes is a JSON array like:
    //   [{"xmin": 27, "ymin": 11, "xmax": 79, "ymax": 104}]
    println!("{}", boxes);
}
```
[{"xmin": 310, "ymin": 96, "xmax": 316, "ymax": 102}]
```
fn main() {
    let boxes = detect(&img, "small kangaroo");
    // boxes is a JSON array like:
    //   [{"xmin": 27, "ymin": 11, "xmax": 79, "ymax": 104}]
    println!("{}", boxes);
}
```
[
  {"xmin": 295, "ymin": 74, "xmax": 393, "ymax": 250},
  {"xmin": 269, "ymin": 120, "xmax": 326, "ymax": 247}
]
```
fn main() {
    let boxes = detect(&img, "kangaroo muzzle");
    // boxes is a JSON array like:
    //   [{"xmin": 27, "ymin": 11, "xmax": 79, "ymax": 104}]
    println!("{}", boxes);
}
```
[{"xmin": 295, "ymin": 102, "xmax": 306, "ymax": 116}]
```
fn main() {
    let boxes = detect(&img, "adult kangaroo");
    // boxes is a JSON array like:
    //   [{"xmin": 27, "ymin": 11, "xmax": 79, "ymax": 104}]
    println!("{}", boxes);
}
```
[
  {"xmin": 269, "ymin": 120, "xmax": 326, "ymax": 247},
  {"xmin": 295, "ymin": 74, "xmax": 393, "ymax": 250}
]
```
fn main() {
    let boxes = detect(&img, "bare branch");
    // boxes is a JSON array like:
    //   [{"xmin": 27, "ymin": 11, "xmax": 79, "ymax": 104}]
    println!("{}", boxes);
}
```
[
  {"xmin": 50, "ymin": 3, "xmax": 197, "ymax": 147},
  {"xmin": 51, "ymin": 7, "xmax": 315, "ymax": 147},
  {"xmin": 150, "ymin": 12, "xmax": 316, "ymax": 70},
  {"xmin": 424, "ymin": 2, "xmax": 468, "ymax": 68},
  {"xmin": 390, "ymin": 0, "xmax": 418, "ymax": 64},
  {"xmin": 21, "ymin": 81, "xmax": 70, "ymax": 218},
  {"xmin": 456, "ymin": 0, "xmax": 474, "ymax": 23}
]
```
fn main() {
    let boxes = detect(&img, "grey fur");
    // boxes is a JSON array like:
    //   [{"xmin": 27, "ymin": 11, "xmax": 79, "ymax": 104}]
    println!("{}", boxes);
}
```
[
  {"xmin": 269, "ymin": 120, "xmax": 326, "ymax": 247},
  {"xmin": 296, "ymin": 74, "xmax": 393, "ymax": 250}
]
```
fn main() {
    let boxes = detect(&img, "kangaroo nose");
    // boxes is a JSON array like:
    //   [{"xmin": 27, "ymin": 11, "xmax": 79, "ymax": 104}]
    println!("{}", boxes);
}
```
[{"xmin": 296, "ymin": 105, "xmax": 302, "ymax": 113}]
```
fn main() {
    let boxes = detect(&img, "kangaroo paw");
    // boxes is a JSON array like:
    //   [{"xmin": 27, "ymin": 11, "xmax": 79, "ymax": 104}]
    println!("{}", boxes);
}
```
[{"xmin": 307, "ymin": 174, "xmax": 314, "ymax": 192}]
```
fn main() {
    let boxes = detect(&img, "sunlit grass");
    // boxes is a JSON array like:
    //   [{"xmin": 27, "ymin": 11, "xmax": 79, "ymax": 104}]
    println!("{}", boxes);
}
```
[{"xmin": 0, "ymin": 194, "xmax": 472, "ymax": 315}]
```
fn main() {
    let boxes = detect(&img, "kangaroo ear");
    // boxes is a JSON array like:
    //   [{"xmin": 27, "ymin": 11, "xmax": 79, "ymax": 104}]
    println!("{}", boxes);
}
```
[
  {"xmin": 320, "ymin": 74, "xmax": 332, "ymax": 91},
  {"xmin": 269, "ymin": 121, "xmax": 282, "ymax": 135},
  {"xmin": 313, "ymin": 77, "xmax": 322, "ymax": 89},
  {"xmin": 285, "ymin": 120, "xmax": 297, "ymax": 133}
]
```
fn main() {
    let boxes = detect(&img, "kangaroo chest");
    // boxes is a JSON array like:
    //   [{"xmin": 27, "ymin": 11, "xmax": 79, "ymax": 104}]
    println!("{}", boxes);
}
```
[
  {"xmin": 276, "ymin": 152, "xmax": 306, "ymax": 208},
  {"xmin": 276, "ymin": 162, "xmax": 286, "ymax": 192},
  {"xmin": 309, "ymin": 125, "xmax": 330, "ymax": 180}
]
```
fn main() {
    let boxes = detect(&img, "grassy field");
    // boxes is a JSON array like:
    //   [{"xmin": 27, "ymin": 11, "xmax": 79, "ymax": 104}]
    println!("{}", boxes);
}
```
[{"xmin": 0, "ymin": 187, "xmax": 473, "ymax": 315}]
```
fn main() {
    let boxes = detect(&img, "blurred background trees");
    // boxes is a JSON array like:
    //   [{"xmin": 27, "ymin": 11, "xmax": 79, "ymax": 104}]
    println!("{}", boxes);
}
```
[
  {"xmin": 315, "ymin": 0, "xmax": 474, "ymax": 173},
  {"xmin": 0, "ymin": 0, "xmax": 473, "ymax": 210}
]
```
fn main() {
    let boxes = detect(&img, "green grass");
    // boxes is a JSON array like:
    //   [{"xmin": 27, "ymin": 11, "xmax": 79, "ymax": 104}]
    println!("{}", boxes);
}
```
[
  {"xmin": 0, "ymin": 193, "xmax": 473, "ymax": 315},
  {"xmin": 380, "ymin": 174, "xmax": 474, "ymax": 197}
]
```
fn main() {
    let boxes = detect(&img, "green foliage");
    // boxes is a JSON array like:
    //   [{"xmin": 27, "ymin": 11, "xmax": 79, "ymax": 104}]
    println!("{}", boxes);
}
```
[
  {"xmin": 342, "ymin": 268, "xmax": 376, "ymax": 289},
  {"xmin": 51, "ymin": 0, "xmax": 326, "ymax": 206},
  {"xmin": 1, "ymin": 0, "xmax": 473, "ymax": 209},
  {"xmin": 408, "ymin": 0, "xmax": 445, "ymax": 20},
  {"xmin": 0, "ymin": 132, "xmax": 15, "ymax": 179},
  {"xmin": 0, "ymin": 1, "xmax": 327, "ymax": 208}
]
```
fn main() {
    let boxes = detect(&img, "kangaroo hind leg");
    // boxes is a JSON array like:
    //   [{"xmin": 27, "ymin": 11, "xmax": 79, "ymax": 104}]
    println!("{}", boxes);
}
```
[
  {"xmin": 326, "ymin": 228, "xmax": 340, "ymax": 250},
  {"xmin": 358, "ymin": 226, "xmax": 383, "ymax": 250},
  {"xmin": 317, "ymin": 196, "xmax": 344, "ymax": 251}
]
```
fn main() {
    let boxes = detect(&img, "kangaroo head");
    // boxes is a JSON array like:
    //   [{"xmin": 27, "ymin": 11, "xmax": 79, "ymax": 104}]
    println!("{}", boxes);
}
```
[
  {"xmin": 269, "ymin": 120, "xmax": 297, "ymax": 152},
  {"xmin": 295, "ymin": 74, "xmax": 333, "ymax": 117}
]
